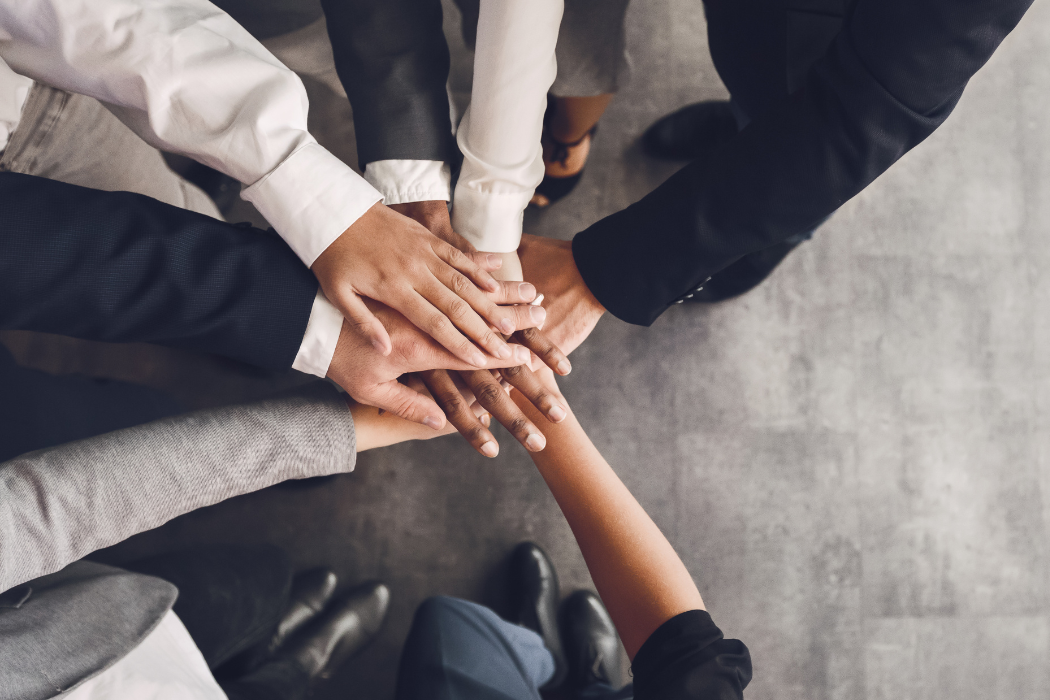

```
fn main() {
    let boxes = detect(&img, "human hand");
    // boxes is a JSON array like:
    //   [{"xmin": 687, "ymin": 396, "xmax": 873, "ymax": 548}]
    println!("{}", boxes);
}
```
[
  {"xmin": 312, "ymin": 202, "xmax": 532, "ymax": 367},
  {"xmin": 417, "ymin": 325, "xmax": 573, "ymax": 457},
  {"xmin": 518, "ymin": 233, "xmax": 605, "ymax": 355},
  {"xmin": 345, "ymin": 376, "xmax": 491, "ymax": 451},
  {"xmin": 389, "ymin": 201, "xmax": 523, "ymax": 281},
  {"xmin": 326, "ymin": 301, "xmax": 534, "ymax": 429}
]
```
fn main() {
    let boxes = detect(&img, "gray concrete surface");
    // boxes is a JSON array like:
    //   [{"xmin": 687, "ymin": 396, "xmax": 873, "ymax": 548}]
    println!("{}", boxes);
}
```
[{"xmin": 5, "ymin": 0, "xmax": 1050, "ymax": 698}]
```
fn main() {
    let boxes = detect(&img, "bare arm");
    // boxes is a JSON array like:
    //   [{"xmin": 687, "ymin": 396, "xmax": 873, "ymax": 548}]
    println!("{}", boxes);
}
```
[{"xmin": 512, "ymin": 370, "xmax": 704, "ymax": 659}]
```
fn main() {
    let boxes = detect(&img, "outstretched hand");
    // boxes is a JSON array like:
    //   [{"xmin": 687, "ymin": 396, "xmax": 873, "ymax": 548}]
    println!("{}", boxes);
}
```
[{"xmin": 518, "ymin": 233, "xmax": 605, "ymax": 356}]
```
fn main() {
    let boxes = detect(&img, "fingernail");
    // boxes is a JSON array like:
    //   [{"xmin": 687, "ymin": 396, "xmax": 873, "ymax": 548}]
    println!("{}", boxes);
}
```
[
  {"xmin": 499, "ymin": 318, "xmax": 516, "ymax": 335},
  {"xmin": 557, "ymin": 359, "xmax": 572, "ymax": 375},
  {"xmin": 548, "ymin": 404, "xmax": 567, "ymax": 422},
  {"xmin": 518, "ymin": 282, "xmax": 537, "ymax": 301},
  {"xmin": 486, "ymin": 254, "xmax": 502, "ymax": 269},
  {"xmin": 473, "ymin": 352, "xmax": 488, "ymax": 367},
  {"xmin": 423, "ymin": 416, "xmax": 443, "ymax": 430},
  {"xmin": 497, "ymin": 344, "xmax": 512, "ymax": 360},
  {"xmin": 513, "ymin": 346, "xmax": 531, "ymax": 364},
  {"xmin": 525, "ymin": 433, "xmax": 546, "ymax": 451},
  {"xmin": 480, "ymin": 440, "xmax": 498, "ymax": 457},
  {"xmin": 530, "ymin": 306, "xmax": 547, "ymax": 324},
  {"xmin": 481, "ymin": 414, "xmax": 491, "ymax": 427}
]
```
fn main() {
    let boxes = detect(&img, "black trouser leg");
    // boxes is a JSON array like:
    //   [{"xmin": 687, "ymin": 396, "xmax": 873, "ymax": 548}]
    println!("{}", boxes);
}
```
[{"xmin": 121, "ymin": 544, "xmax": 293, "ymax": 670}]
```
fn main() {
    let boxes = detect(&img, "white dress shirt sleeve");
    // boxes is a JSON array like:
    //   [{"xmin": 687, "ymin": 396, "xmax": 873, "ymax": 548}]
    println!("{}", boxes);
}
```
[
  {"xmin": 0, "ymin": 0, "xmax": 381, "ymax": 267},
  {"xmin": 365, "ymin": 160, "xmax": 452, "ymax": 205},
  {"xmin": 292, "ymin": 290, "xmax": 344, "ymax": 377},
  {"xmin": 451, "ymin": 0, "xmax": 563, "ymax": 253}
]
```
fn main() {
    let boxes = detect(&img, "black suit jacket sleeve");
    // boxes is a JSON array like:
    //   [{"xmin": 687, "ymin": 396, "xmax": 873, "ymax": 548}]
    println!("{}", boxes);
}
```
[
  {"xmin": 0, "ymin": 172, "xmax": 318, "ymax": 370},
  {"xmin": 571, "ymin": 0, "xmax": 1034, "ymax": 326},
  {"xmin": 320, "ymin": 0, "xmax": 457, "ymax": 169}
]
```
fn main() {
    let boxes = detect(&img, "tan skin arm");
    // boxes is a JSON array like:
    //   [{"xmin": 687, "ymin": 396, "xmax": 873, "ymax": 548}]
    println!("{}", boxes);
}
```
[{"xmin": 512, "ymin": 368, "xmax": 705, "ymax": 660}]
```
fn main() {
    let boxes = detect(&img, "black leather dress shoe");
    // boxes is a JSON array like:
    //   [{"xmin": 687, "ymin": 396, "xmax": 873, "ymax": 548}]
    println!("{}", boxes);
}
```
[
  {"xmin": 688, "ymin": 237, "xmax": 803, "ymax": 303},
  {"xmin": 269, "ymin": 569, "xmax": 338, "ymax": 655},
  {"xmin": 561, "ymin": 590, "xmax": 622, "ymax": 691},
  {"xmin": 509, "ymin": 542, "xmax": 568, "ymax": 689},
  {"xmin": 642, "ymin": 100, "xmax": 738, "ymax": 162},
  {"xmin": 278, "ymin": 580, "xmax": 391, "ymax": 680}
]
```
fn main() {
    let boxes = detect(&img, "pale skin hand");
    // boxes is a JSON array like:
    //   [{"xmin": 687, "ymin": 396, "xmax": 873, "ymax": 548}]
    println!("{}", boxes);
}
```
[
  {"xmin": 312, "ymin": 201, "xmax": 532, "ymax": 368},
  {"xmin": 518, "ymin": 233, "xmax": 605, "ymax": 356},
  {"xmin": 390, "ymin": 202, "xmax": 574, "ymax": 457},
  {"xmin": 326, "ymin": 302, "xmax": 534, "ymax": 429},
  {"xmin": 513, "ymin": 366, "xmax": 705, "ymax": 659},
  {"xmin": 346, "ymin": 377, "xmax": 491, "ymax": 451}
]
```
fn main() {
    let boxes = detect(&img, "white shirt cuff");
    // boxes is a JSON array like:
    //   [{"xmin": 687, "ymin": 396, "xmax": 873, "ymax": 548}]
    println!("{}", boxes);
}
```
[
  {"xmin": 292, "ymin": 290, "xmax": 344, "ymax": 378},
  {"xmin": 243, "ymin": 143, "xmax": 383, "ymax": 267},
  {"xmin": 364, "ymin": 160, "xmax": 452, "ymax": 204},
  {"xmin": 450, "ymin": 184, "xmax": 531, "ymax": 253}
]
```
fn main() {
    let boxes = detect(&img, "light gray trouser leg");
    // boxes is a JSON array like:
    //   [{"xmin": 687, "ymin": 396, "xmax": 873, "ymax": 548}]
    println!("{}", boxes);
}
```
[{"xmin": 0, "ymin": 84, "xmax": 221, "ymax": 219}]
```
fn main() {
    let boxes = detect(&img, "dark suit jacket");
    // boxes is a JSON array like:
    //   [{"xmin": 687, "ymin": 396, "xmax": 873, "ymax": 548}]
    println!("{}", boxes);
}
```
[
  {"xmin": 572, "ymin": 0, "xmax": 1035, "ymax": 326},
  {"xmin": 320, "ymin": 0, "xmax": 458, "ymax": 169},
  {"xmin": 0, "ymin": 172, "xmax": 317, "ymax": 370}
]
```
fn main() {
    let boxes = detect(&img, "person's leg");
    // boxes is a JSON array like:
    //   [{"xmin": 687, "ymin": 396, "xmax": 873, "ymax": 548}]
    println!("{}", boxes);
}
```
[
  {"xmin": 531, "ymin": 0, "xmax": 630, "ymax": 206},
  {"xmin": 396, "ymin": 596, "xmax": 555, "ymax": 700},
  {"xmin": 120, "ymin": 544, "xmax": 294, "ymax": 670},
  {"xmin": 0, "ymin": 84, "xmax": 221, "ymax": 218},
  {"xmin": 220, "ymin": 659, "xmax": 313, "ymax": 700},
  {"xmin": 0, "ymin": 345, "xmax": 184, "ymax": 462}
]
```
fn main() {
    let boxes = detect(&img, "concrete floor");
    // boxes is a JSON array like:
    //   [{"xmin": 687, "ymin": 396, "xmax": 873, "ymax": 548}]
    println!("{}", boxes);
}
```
[{"xmin": 5, "ymin": 0, "xmax": 1050, "ymax": 698}]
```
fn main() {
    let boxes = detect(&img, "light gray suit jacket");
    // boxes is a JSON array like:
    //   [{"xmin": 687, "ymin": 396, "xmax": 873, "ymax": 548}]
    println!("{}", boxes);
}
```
[{"xmin": 0, "ymin": 388, "xmax": 357, "ymax": 699}]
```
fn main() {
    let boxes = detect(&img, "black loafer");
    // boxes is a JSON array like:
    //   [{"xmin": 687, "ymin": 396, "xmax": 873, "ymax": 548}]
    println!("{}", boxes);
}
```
[
  {"xmin": 278, "ymin": 580, "xmax": 391, "ymax": 680},
  {"xmin": 509, "ymin": 542, "xmax": 568, "ymax": 689},
  {"xmin": 561, "ymin": 590, "xmax": 622, "ymax": 691},
  {"xmin": 268, "ymin": 569, "xmax": 338, "ymax": 655},
  {"xmin": 688, "ymin": 237, "xmax": 804, "ymax": 303},
  {"xmin": 642, "ymin": 100, "xmax": 738, "ymax": 162}
]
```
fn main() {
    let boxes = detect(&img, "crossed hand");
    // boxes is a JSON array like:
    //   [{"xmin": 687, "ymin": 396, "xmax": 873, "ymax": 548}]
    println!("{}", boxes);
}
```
[{"xmin": 313, "ymin": 200, "xmax": 604, "ymax": 457}]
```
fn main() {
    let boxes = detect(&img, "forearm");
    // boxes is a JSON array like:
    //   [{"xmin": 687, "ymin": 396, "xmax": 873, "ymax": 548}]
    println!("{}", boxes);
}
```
[
  {"xmin": 0, "ymin": 173, "xmax": 317, "ymax": 370},
  {"xmin": 513, "ymin": 391, "xmax": 703, "ymax": 658},
  {"xmin": 0, "ymin": 0, "xmax": 381, "ymax": 266},
  {"xmin": 321, "ymin": 0, "xmax": 457, "ymax": 167},
  {"xmin": 0, "ymin": 389, "xmax": 355, "ymax": 592},
  {"xmin": 451, "ymin": 0, "xmax": 563, "ymax": 253}
]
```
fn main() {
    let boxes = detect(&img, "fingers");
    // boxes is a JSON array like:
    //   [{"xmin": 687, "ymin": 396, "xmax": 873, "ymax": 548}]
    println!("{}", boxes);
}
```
[
  {"xmin": 461, "ymin": 370, "xmax": 547, "ymax": 452},
  {"xmin": 419, "ymin": 273, "xmax": 523, "ymax": 358},
  {"xmin": 420, "ymin": 370, "xmax": 500, "ymax": 458},
  {"xmin": 514, "ymin": 327, "xmax": 572, "ymax": 375},
  {"xmin": 468, "ymin": 251, "xmax": 503, "ymax": 272},
  {"xmin": 395, "ymin": 292, "xmax": 500, "ymax": 368},
  {"xmin": 488, "ymin": 281, "xmax": 539, "ymax": 305},
  {"xmin": 431, "ymin": 239, "xmax": 500, "ymax": 293},
  {"xmin": 499, "ymin": 363, "xmax": 568, "ymax": 424},
  {"xmin": 365, "ymin": 378, "xmax": 447, "ymax": 430},
  {"xmin": 501, "ymin": 304, "xmax": 548, "ymax": 334},
  {"xmin": 339, "ymin": 289, "xmax": 392, "ymax": 356}
]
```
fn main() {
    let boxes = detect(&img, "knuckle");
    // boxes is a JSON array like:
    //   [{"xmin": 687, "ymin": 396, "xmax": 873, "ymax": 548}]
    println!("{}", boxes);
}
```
[
  {"xmin": 501, "ymin": 364, "xmax": 525, "ymax": 380},
  {"xmin": 449, "ymin": 272, "xmax": 473, "ymax": 296},
  {"xmin": 476, "ymin": 383, "xmax": 505, "ymax": 406},
  {"xmin": 445, "ymin": 297, "xmax": 472, "ymax": 323},
  {"xmin": 509, "ymin": 417, "xmax": 532, "ymax": 435}
]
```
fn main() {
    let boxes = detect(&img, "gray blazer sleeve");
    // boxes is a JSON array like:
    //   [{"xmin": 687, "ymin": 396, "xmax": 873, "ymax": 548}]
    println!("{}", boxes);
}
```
[{"xmin": 0, "ymin": 389, "xmax": 356, "ymax": 593}]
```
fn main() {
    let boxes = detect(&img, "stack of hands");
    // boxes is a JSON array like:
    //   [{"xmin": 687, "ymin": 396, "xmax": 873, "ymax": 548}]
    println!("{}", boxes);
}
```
[{"xmin": 311, "ymin": 199, "xmax": 606, "ymax": 458}]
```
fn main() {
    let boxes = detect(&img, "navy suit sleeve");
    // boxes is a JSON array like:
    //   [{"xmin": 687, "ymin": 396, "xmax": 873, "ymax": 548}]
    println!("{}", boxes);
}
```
[
  {"xmin": 571, "ymin": 0, "xmax": 1034, "ymax": 326},
  {"xmin": 320, "ymin": 0, "xmax": 458, "ymax": 169},
  {"xmin": 0, "ymin": 173, "xmax": 318, "ymax": 370}
]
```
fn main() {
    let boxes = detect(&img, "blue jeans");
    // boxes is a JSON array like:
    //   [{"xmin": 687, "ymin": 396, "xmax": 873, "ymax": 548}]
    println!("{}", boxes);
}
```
[{"xmin": 396, "ymin": 596, "xmax": 633, "ymax": 700}]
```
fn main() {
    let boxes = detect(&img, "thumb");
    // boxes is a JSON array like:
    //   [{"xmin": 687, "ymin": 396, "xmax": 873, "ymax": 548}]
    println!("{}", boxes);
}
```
[
  {"xmin": 366, "ymin": 379, "xmax": 447, "ymax": 431},
  {"xmin": 338, "ymin": 289, "xmax": 392, "ymax": 356}
]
